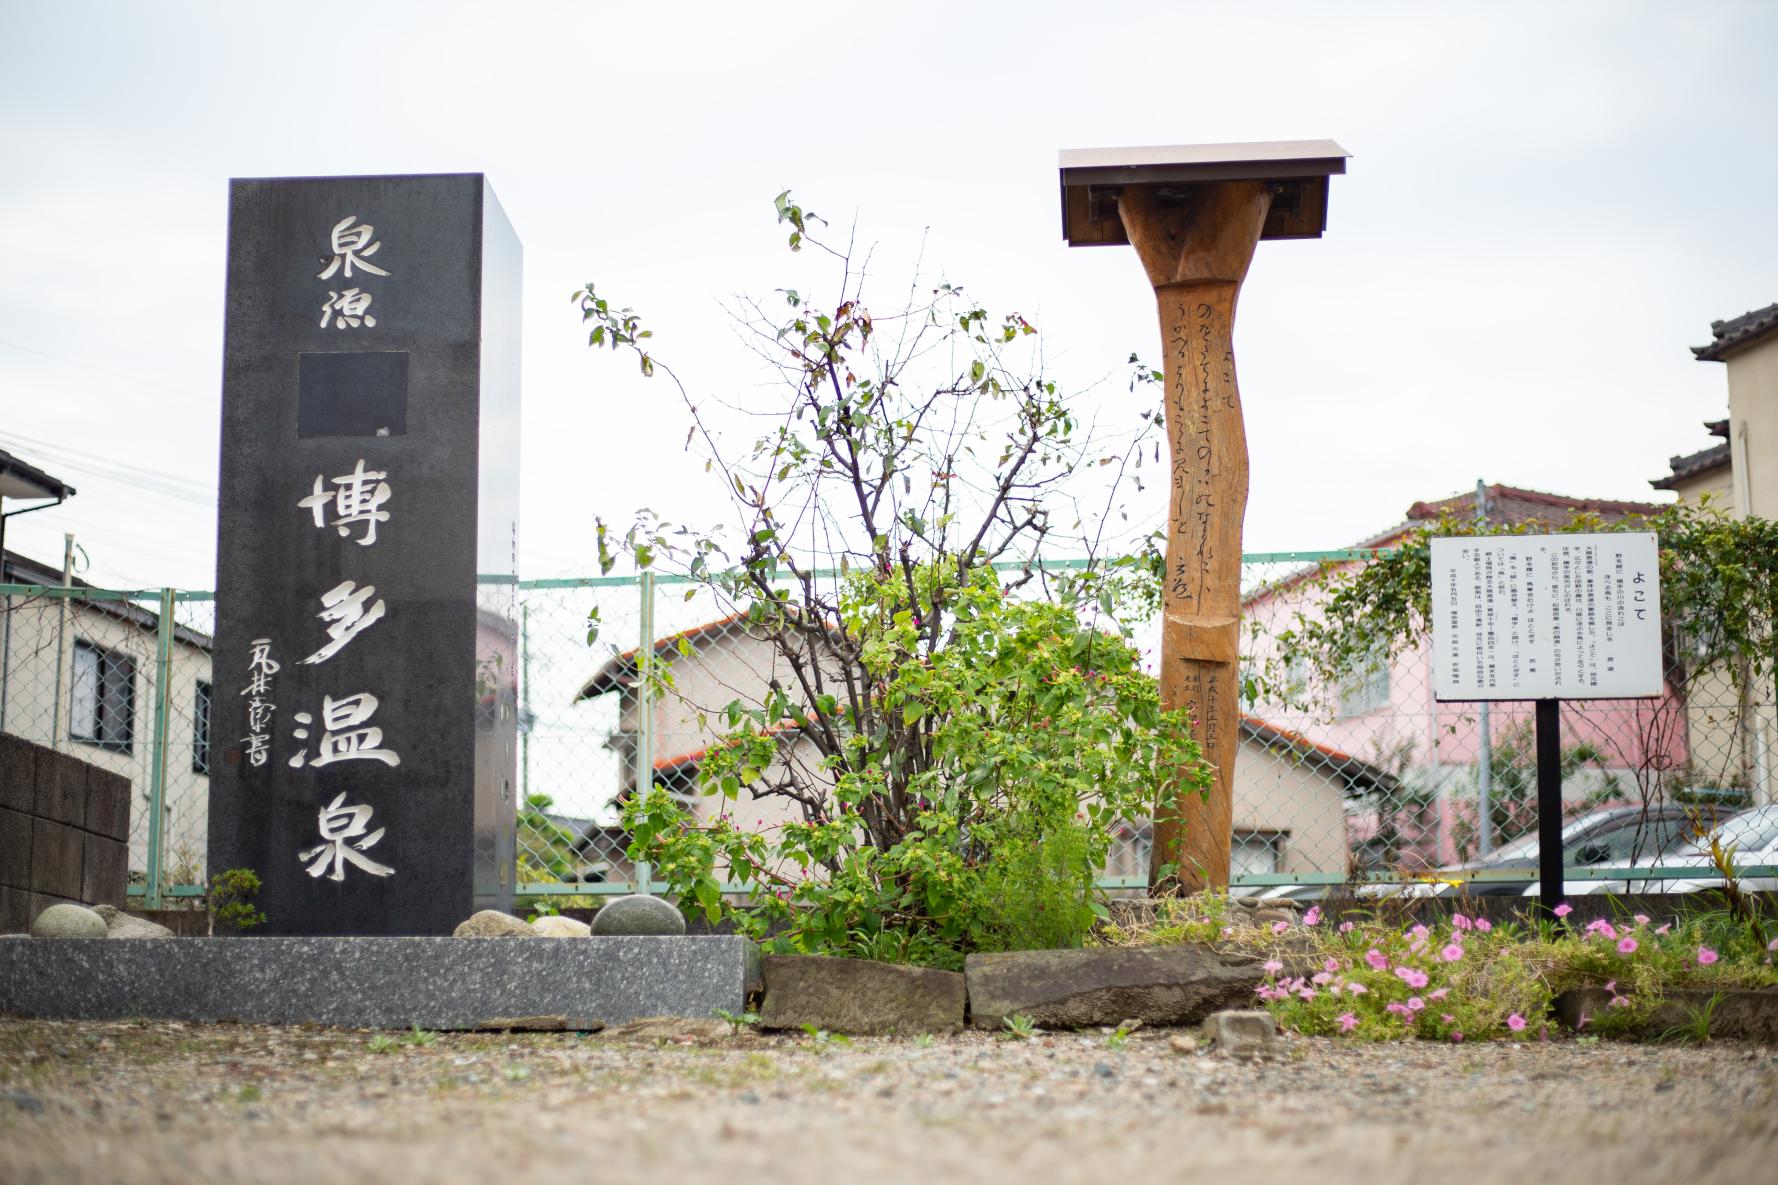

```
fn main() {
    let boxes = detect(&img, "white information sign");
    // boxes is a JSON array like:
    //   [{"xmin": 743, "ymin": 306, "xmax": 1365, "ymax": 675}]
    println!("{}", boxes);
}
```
[{"xmin": 1431, "ymin": 532, "xmax": 1662, "ymax": 702}]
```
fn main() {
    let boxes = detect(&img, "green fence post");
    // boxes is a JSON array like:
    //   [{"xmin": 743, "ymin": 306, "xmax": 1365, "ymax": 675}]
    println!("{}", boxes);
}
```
[
  {"xmin": 634, "ymin": 570, "xmax": 655, "ymax": 895},
  {"xmin": 144, "ymin": 587, "xmax": 178, "ymax": 910}
]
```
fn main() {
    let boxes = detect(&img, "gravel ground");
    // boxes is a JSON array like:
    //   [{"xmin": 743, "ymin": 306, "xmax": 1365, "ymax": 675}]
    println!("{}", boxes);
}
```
[{"xmin": 1, "ymin": 1016, "xmax": 1774, "ymax": 1185}]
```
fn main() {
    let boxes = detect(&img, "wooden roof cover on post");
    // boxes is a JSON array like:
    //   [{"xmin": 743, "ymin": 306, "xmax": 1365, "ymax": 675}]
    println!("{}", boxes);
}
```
[{"xmin": 1058, "ymin": 139, "xmax": 1349, "ymax": 247}]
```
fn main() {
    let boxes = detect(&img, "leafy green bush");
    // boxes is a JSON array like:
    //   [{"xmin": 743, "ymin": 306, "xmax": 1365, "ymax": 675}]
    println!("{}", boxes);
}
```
[
  {"xmin": 582, "ymin": 190, "xmax": 1209, "ymax": 968},
  {"xmin": 625, "ymin": 569, "xmax": 1208, "ymax": 969},
  {"xmin": 206, "ymin": 867, "xmax": 266, "ymax": 935}
]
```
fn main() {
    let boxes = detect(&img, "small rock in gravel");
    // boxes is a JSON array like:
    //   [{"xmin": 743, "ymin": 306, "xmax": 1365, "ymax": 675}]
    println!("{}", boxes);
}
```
[
  {"xmin": 1169, "ymin": 1035, "xmax": 1199, "ymax": 1055},
  {"xmin": 1201, "ymin": 1010, "xmax": 1279, "ymax": 1059},
  {"xmin": 5, "ymin": 1089, "xmax": 45, "ymax": 1113}
]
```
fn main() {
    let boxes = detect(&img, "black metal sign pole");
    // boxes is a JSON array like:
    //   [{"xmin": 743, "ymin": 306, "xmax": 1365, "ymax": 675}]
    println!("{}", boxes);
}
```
[{"xmin": 1535, "ymin": 698, "xmax": 1565, "ymax": 925}]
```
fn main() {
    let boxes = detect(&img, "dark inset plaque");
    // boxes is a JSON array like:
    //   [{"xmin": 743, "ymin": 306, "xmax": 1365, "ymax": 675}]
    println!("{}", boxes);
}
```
[{"xmin": 297, "ymin": 351, "xmax": 410, "ymax": 437}]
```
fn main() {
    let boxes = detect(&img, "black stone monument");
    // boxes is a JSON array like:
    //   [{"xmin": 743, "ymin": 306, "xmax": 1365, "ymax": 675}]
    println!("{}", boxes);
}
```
[{"xmin": 209, "ymin": 173, "xmax": 520, "ymax": 935}]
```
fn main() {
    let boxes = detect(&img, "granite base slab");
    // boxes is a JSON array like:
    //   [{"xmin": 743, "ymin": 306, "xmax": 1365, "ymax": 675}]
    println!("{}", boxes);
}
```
[{"xmin": 0, "ymin": 936, "xmax": 760, "ymax": 1030}]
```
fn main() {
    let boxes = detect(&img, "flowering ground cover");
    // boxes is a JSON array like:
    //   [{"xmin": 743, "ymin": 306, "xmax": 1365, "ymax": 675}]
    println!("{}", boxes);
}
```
[{"xmin": 1099, "ymin": 895, "xmax": 1778, "ymax": 1042}]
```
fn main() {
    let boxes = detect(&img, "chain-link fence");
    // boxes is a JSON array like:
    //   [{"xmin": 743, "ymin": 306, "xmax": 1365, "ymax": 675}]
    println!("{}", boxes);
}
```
[
  {"xmin": 0, "ymin": 586, "xmax": 215, "ymax": 906},
  {"xmin": 5, "ymin": 550, "xmax": 1774, "ymax": 903}
]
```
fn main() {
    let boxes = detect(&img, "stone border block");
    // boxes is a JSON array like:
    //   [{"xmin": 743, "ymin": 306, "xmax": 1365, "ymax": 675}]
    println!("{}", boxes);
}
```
[
  {"xmin": 0, "ymin": 807, "xmax": 32, "ymax": 889},
  {"xmin": 0, "ymin": 738, "xmax": 35, "ymax": 815},
  {"xmin": 81, "ymin": 834, "xmax": 126, "ymax": 907},
  {"xmin": 0, "ymin": 936, "xmax": 762, "ymax": 1030},
  {"xmin": 0, "ymin": 886, "xmax": 31, "ymax": 934},
  {"xmin": 29, "ymin": 818, "xmax": 83, "ymax": 901},
  {"xmin": 965, "ymin": 945, "xmax": 1264, "ymax": 1029},
  {"xmin": 33, "ymin": 750, "xmax": 85, "ymax": 829},
  {"xmin": 1555, "ymin": 987, "xmax": 1778, "ymax": 1043},
  {"xmin": 85, "ymin": 771, "xmax": 131, "ymax": 843},
  {"xmin": 759, "ymin": 954, "xmax": 965, "ymax": 1035}
]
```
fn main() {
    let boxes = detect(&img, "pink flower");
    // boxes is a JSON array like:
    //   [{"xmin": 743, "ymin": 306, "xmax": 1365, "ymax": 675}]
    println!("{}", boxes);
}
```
[
  {"xmin": 1655, "ymin": 924, "xmax": 1670, "ymax": 936},
  {"xmin": 1609, "ymin": 995, "xmax": 1632, "ymax": 1008},
  {"xmin": 1617, "ymin": 937, "xmax": 1639, "ymax": 955},
  {"xmin": 1441, "ymin": 1013, "xmax": 1455, "ymax": 1024},
  {"xmin": 1766, "ymin": 938, "xmax": 1778, "ymax": 953},
  {"xmin": 1297, "ymin": 987, "xmax": 1318, "ymax": 1001},
  {"xmin": 1410, "ymin": 924, "xmax": 1430, "ymax": 941},
  {"xmin": 1452, "ymin": 913, "xmax": 1473, "ymax": 931},
  {"xmin": 1507, "ymin": 1013, "xmax": 1527, "ymax": 1032},
  {"xmin": 1553, "ymin": 903, "xmax": 1573, "ymax": 918},
  {"xmin": 1263, "ymin": 959, "xmax": 1283, "ymax": 975},
  {"xmin": 1324, "ymin": 957, "xmax": 1341, "ymax": 974},
  {"xmin": 1407, "ymin": 997, "xmax": 1425, "ymax": 1012},
  {"xmin": 1604, "ymin": 980, "xmax": 1616, "ymax": 994},
  {"xmin": 1346, "ymin": 982, "xmax": 1369, "ymax": 996},
  {"xmin": 1312, "ymin": 972, "xmax": 1333, "ymax": 986},
  {"xmin": 1427, "ymin": 988, "xmax": 1449, "ymax": 1001},
  {"xmin": 1303, "ymin": 907, "xmax": 1322, "ymax": 926},
  {"xmin": 1337, "ymin": 1012, "xmax": 1359, "ymax": 1033},
  {"xmin": 1271, "ymin": 921, "xmax": 1290, "ymax": 935},
  {"xmin": 1220, "ymin": 926, "xmax": 1233, "ymax": 938},
  {"xmin": 1698, "ymin": 946, "xmax": 1719, "ymax": 966},
  {"xmin": 1385, "ymin": 1002, "xmax": 1409, "ymax": 1016},
  {"xmin": 1633, "ymin": 914, "xmax": 1651, "ymax": 926},
  {"xmin": 1475, "ymin": 918, "xmax": 1493, "ymax": 932},
  {"xmin": 1394, "ymin": 967, "xmax": 1429, "ymax": 989},
  {"xmin": 1339, "ymin": 921, "xmax": 1355, "ymax": 934},
  {"xmin": 1449, "ymin": 1031, "xmax": 1464, "ymax": 1044},
  {"xmin": 1585, "ymin": 919, "xmax": 1619, "ymax": 940},
  {"xmin": 1365, "ymin": 949, "xmax": 1389, "ymax": 971},
  {"xmin": 1440, "ymin": 943, "xmax": 1465, "ymax": 963}
]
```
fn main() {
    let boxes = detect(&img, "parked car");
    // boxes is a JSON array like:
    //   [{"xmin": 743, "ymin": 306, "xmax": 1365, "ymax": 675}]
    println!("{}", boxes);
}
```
[
  {"xmin": 1347, "ymin": 805, "xmax": 1703, "ymax": 900},
  {"xmin": 1528, "ymin": 804, "xmax": 1778, "ymax": 898}
]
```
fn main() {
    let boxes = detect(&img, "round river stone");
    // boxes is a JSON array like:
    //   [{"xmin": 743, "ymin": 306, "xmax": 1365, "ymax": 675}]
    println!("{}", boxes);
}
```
[
  {"xmin": 452, "ymin": 909, "xmax": 536, "ymax": 938},
  {"xmin": 590, "ymin": 894, "xmax": 685, "ymax": 936},
  {"xmin": 30, "ymin": 903, "xmax": 107, "ymax": 938}
]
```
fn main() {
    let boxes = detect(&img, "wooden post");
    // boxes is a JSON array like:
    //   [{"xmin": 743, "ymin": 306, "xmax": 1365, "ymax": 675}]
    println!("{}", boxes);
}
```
[{"xmin": 1117, "ymin": 182, "xmax": 1272, "ymax": 893}]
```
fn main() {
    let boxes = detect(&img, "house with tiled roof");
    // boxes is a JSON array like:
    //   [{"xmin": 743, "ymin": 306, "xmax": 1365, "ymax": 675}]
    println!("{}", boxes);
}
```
[
  {"xmin": 573, "ymin": 614, "xmax": 831, "ymax": 834},
  {"xmin": 1680, "ymin": 301, "xmax": 1778, "ymax": 518},
  {"xmin": 1651, "ymin": 420, "xmax": 1733, "ymax": 508},
  {"xmin": 1647, "ymin": 304, "xmax": 1778, "ymax": 806}
]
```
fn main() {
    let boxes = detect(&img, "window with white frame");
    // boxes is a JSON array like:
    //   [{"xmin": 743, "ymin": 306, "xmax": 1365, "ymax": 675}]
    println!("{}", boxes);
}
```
[
  {"xmin": 192, "ymin": 680, "xmax": 212, "ymax": 775},
  {"xmin": 70, "ymin": 639, "xmax": 135, "ymax": 751},
  {"xmin": 1337, "ymin": 643, "xmax": 1390, "ymax": 718},
  {"xmin": 1230, "ymin": 829, "xmax": 1285, "ymax": 877}
]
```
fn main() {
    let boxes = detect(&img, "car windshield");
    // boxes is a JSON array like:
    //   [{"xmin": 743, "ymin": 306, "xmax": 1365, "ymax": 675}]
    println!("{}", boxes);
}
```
[
  {"xmin": 1680, "ymin": 807, "xmax": 1778, "ymax": 858},
  {"xmin": 1490, "ymin": 812, "xmax": 1622, "ymax": 861}
]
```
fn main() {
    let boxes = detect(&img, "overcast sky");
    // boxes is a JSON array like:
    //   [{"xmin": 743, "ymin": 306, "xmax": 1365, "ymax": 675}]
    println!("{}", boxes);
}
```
[{"xmin": 2, "ymin": 1, "xmax": 1773, "ymax": 592}]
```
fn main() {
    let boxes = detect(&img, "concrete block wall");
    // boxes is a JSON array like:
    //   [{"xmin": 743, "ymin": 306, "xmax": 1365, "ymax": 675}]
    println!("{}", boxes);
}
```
[{"xmin": 0, "ymin": 734, "xmax": 131, "ymax": 932}]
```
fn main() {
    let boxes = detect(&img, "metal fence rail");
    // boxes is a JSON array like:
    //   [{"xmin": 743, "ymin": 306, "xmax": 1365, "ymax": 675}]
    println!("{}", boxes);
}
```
[{"xmin": 5, "ymin": 548, "xmax": 1774, "ymax": 907}]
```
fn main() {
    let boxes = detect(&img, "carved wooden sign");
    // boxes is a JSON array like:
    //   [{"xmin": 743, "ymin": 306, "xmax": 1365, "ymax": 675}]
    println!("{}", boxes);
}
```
[{"xmin": 1059, "ymin": 142, "xmax": 1346, "ymax": 891}]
